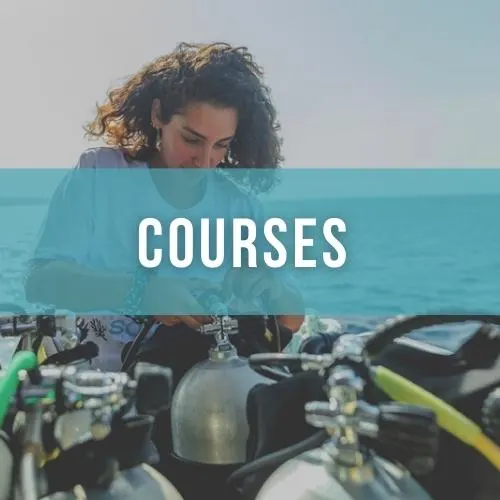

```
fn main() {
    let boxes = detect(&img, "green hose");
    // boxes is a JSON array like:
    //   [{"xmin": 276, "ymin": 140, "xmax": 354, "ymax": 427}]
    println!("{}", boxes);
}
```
[{"xmin": 0, "ymin": 352, "xmax": 38, "ymax": 428}]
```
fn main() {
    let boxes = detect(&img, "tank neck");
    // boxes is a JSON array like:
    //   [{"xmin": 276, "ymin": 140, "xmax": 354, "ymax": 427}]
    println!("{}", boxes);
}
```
[{"xmin": 209, "ymin": 343, "xmax": 238, "ymax": 361}]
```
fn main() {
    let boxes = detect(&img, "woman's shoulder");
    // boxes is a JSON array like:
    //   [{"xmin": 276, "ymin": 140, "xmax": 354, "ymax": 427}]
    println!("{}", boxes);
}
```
[{"xmin": 74, "ymin": 146, "xmax": 145, "ymax": 170}]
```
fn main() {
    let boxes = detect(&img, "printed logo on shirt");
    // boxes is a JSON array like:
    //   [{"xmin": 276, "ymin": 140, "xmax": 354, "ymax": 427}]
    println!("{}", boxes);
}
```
[{"xmin": 76, "ymin": 317, "xmax": 108, "ymax": 342}]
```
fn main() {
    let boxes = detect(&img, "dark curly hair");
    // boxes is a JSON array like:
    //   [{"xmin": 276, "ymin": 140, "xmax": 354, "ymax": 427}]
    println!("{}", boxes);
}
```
[{"xmin": 84, "ymin": 42, "xmax": 283, "ymax": 193}]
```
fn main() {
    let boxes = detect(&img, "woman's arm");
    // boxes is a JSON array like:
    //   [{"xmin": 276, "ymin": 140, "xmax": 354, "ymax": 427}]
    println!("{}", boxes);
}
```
[
  {"xmin": 277, "ymin": 315, "xmax": 305, "ymax": 333},
  {"xmin": 24, "ymin": 260, "xmax": 134, "ymax": 312},
  {"xmin": 23, "ymin": 151, "xmax": 104, "ymax": 311},
  {"xmin": 268, "ymin": 278, "xmax": 305, "ymax": 332},
  {"xmin": 25, "ymin": 260, "xmax": 213, "ymax": 328}
]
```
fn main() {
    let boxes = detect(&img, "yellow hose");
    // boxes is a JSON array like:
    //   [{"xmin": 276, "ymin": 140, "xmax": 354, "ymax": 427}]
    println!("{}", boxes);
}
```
[
  {"xmin": 36, "ymin": 342, "xmax": 62, "ymax": 464},
  {"xmin": 372, "ymin": 365, "xmax": 500, "ymax": 472},
  {"xmin": 474, "ymin": 434, "xmax": 500, "ymax": 472}
]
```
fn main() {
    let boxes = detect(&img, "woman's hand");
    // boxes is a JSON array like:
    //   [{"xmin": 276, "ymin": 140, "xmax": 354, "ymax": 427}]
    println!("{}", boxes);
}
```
[
  {"xmin": 223, "ymin": 268, "xmax": 305, "ymax": 333},
  {"xmin": 222, "ymin": 268, "xmax": 283, "ymax": 303},
  {"xmin": 144, "ymin": 276, "xmax": 215, "ymax": 330}
]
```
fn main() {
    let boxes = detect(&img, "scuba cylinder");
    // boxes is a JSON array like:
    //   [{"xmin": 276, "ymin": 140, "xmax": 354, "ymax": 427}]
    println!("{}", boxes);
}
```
[
  {"xmin": 0, "ymin": 431, "xmax": 13, "ymax": 500},
  {"xmin": 0, "ymin": 350, "xmax": 183, "ymax": 500},
  {"xmin": 118, "ymin": 292, "xmax": 288, "ymax": 500},
  {"xmin": 170, "ymin": 314, "xmax": 274, "ymax": 465},
  {"xmin": 166, "ymin": 303, "xmax": 276, "ymax": 500},
  {"xmin": 240, "ymin": 334, "xmax": 439, "ymax": 500}
]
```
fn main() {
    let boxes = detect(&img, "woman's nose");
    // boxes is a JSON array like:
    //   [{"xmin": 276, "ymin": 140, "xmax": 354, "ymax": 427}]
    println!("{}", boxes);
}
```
[
  {"xmin": 195, "ymin": 146, "xmax": 219, "ymax": 168},
  {"xmin": 193, "ymin": 145, "xmax": 209, "ymax": 167}
]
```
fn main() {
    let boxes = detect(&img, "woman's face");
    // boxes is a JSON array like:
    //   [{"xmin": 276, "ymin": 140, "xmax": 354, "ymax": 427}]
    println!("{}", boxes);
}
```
[{"xmin": 152, "ymin": 100, "xmax": 238, "ymax": 168}]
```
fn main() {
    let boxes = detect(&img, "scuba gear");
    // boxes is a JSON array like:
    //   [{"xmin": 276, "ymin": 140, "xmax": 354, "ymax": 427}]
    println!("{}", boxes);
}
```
[
  {"xmin": 483, "ymin": 387, "xmax": 500, "ymax": 444},
  {"xmin": 331, "ymin": 316, "xmax": 500, "ymax": 500},
  {"xmin": 121, "ymin": 290, "xmax": 289, "ymax": 500},
  {"xmin": 155, "ymin": 320, "xmax": 274, "ymax": 500},
  {"xmin": 234, "ymin": 333, "xmax": 438, "ymax": 500},
  {"xmin": 0, "ymin": 431, "xmax": 13, "ymax": 500},
  {"xmin": 0, "ymin": 349, "xmax": 181, "ymax": 500},
  {"xmin": 233, "ymin": 315, "xmax": 500, "ymax": 500},
  {"xmin": 4, "ymin": 305, "xmax": 500, "ymax": 499},
  {"xmin": 170, "ymin": 315, "xmax": 274, "ymax": 466},
  {"xmin": 0, "ymin": 304, "xmax": 86, "ymax": 369}
]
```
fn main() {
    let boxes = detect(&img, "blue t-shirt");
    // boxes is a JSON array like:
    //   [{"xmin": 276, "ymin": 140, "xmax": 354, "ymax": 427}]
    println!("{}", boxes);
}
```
[{"xmin": 28, "ymin": 147, "xmax": 290, "ymax": 370}]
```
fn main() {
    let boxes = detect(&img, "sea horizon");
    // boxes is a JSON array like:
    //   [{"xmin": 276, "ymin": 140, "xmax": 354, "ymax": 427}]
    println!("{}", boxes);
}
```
[{"xmin": 1, "ymin": 190, "xmax": 500, "ymax": 208}]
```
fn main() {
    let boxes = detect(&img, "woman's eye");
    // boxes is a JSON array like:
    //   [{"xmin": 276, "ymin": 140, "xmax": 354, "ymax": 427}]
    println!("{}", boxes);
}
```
[
  {"xmin": 216, "ymin": 143, "xmax": 230, "ymax": 150},
  {"xmin": 183, "ymin": 136, "xmax": 201, "ymax": 145}
]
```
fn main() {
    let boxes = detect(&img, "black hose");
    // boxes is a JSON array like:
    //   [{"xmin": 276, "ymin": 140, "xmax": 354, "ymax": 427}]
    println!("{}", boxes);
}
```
[
  {"xmin": 41, "ymin": 341, "xmax": 99, "ymax": 366},
  {"xmin": 226, "ymin": 430, "xmax": 328, "ymax": 488},
  {"xmin": 250, "ymin": 364, "xmax": 292, "ymax": 382},
  {"xmin": 271, "ymin": 315, "xmax": 281, "ymax": 353},
  {"xmin": 121, "ymin": 317, "xmax": 158, "ymax": 373},
  {"xmin": 364, "ymin": 315, "xmax": 500, "ymax": 357}
]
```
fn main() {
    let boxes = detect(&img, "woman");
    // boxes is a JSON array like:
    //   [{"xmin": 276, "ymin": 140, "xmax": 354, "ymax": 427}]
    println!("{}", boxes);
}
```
[{"xmin": 24, "ymin": 42, "xmax": 304, "ymax": 371}]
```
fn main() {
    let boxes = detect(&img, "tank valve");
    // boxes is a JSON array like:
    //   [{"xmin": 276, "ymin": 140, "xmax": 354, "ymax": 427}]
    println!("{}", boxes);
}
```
[
  {"xmin": 305, "ymin": 366, "xmax": 438, "ymax": 476},
  {"xmin": 249, "ymin": 334, "xmax": 439, "ymax": 478},
  {"xmin": 195, "ymin": 290, "xmax": 239, "ymax": 353}
]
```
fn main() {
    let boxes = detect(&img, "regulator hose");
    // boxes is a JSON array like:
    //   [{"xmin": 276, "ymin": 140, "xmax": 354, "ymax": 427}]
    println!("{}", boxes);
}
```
[
  {"xmin": 226, "ymin": 430, "xmax": 327, "ymax": 488},
  {"xmin": 250, "ymin": 315, "xmax": 500, "ymax": 474},
  {"xmin": 373, "ymin": 365, "xmax": 500, "ymax": 472},
  {"xmin": 120, "ymin": 317, "xmax": 158, "ymax": 373},
  {"xmin": 0, "ymin": 351, "xmax": 38, "ymax": 427},
  {"xmin": 359, "ymin": 315, "xmax": 500, "ymax": 472}
]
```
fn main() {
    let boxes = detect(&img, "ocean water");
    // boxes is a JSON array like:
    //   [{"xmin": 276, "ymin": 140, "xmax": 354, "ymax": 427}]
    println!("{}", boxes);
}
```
[
  {"xmin": 0, "ymin": 193, "xmax": 499, "ymax": 363},
  {"xmin": 263, "ymin": 193, "xmax": 500, "ymax": 316}
]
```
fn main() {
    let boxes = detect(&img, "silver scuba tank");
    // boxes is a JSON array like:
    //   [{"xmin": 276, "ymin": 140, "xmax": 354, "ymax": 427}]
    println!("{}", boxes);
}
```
[
  {"xmin": 39, "ymin": 464, "xmax": 184, "ymax": 500},
  {"xmin": 0, "ymin": 432, "xmax": 13, "ymax": 500},
  {"xmin": 170, "ymin": 315, "xmax": 274, "ymax": 465},
  {"xmin": 253, "ymin": 334, "xmax": 438, "ymax": 500}
]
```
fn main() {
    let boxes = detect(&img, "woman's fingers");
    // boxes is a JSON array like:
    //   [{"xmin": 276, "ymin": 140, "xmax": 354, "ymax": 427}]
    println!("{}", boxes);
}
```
[
  {"xmin": 154, "ymin": 315, "xmax": 182, "ymax": 326},
  {"xmin": 187, "ymin": 315, "xmax": 214, "ymax": 328},
  {"xmin": 155, "ymin": 314, "xmax": 213, "ymax": 330},
  {"xmin": 152, "ymin": 278, "xmax": 220, "ymax": 330}
]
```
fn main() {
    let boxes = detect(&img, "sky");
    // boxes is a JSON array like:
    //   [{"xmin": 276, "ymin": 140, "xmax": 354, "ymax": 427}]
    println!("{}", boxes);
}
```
[{"xmin": 1, "ymin": 0, "xmax": 500, "ymax": 170}]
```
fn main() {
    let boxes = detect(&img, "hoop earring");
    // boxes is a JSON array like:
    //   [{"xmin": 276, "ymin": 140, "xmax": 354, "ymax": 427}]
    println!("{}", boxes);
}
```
[{"xmin": 155, "ymin": 128, "xmax": 162, "ymax": 151}]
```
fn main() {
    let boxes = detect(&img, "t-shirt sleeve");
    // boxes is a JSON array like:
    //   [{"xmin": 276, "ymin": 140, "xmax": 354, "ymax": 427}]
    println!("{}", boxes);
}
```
[{"xmin": 27, "ymin": 149, "xmax": 97, "ymax": 267}]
